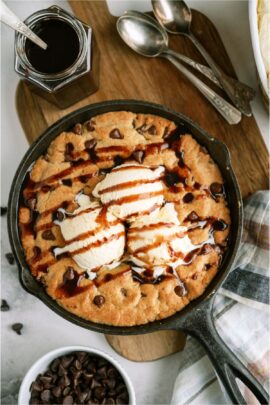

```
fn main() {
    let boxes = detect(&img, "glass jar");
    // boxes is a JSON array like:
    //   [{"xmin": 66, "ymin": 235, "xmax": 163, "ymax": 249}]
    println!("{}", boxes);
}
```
[{"xmin": 14, "ymin": 5, "xmax": 100, "ymax": 109}]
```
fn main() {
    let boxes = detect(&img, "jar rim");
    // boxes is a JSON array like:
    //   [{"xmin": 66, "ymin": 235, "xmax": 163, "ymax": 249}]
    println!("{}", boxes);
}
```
[{"xmin": 15, "ymin": 7, "xmax": 88, "ymax": 81}]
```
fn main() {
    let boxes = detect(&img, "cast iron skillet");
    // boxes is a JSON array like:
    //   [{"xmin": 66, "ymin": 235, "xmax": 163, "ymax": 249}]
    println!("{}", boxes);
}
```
[{"xmin": 8, "ymin": 100, "xmax": 268, "ymax": 404}]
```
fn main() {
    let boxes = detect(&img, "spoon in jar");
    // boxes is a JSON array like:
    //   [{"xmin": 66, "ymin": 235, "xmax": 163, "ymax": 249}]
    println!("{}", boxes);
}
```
[
  {"xmin": 151, "ymin": 0, "xmax": 255, "ymax": 116},
  {"xmin": 117, "ymin": 14, "xmax": 241, "ymax": 125},
  {"xmin": 124, "ymin": 10, "xmax": 221, "ymax": 88},
  {"xmin": 0, "ymin": 0, "xmax": 47, "ymax": 50}
]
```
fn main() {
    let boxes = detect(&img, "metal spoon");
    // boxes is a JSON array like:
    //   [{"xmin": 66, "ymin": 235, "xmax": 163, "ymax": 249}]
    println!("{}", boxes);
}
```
[
  {"xmin": 151, "ymin": 0, "xmax": 255, "ymax": 116},
  {"xmin": 117, "ymin": 14, "xmax": 241, "ymax": 125},
  {"xmin": 124, "ymin": 10, "xmax": 221, "ymax": 88},
  {"xmin": 0, "ymin": 0, "xmax": 47, "ymax": 50}
]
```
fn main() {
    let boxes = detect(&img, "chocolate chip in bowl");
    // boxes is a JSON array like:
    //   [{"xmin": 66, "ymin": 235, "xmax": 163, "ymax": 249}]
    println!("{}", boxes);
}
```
[{"xmin": 18, "ymin": 346, "xmax": 135, "ymax": 405}]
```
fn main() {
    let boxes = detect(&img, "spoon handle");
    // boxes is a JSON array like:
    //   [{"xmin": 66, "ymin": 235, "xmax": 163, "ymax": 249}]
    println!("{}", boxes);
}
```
[
  {"xmin": 0, "ymin": 0, "xmax": 47, "ymax": 50},
  {"xmin": 164, "ymin": 54, "xmax": 241, "ymax": 125},
  {"xmin": 165, "ymin": 49, "xmax": 222, "ymax": 88},
  {"xmin": 188, "ymin": 32, "xmax": 255, "ymax": 116}
]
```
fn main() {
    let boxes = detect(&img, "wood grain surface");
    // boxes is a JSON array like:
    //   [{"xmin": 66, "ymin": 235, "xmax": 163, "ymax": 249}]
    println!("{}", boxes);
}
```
[{"xmin": 16, "ymin": 0, "xmax": 269, "ymax": 362}]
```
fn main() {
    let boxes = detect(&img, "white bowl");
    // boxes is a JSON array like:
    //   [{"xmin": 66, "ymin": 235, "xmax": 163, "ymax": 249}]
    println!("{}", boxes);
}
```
[
  {"xmin": 18, "ymin": 346, "xmax": 136, "ymax": 405},
  {"xmin": 249, "ymin": 0, "xmax": 269, "ymax": 103}
]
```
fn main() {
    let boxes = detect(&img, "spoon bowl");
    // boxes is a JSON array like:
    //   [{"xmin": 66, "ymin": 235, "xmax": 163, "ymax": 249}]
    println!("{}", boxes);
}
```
[
  {"xmin": 117, "ymin": 15, "xmax": 167, "ymax": 57},
  {"xmin": 152, "ymin": 0, "xmax": 191, "ymax": 34}
]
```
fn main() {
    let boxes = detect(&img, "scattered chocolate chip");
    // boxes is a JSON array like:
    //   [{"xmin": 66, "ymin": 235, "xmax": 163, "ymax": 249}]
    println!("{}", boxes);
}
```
[
  {"xmin": 31, "ymin": 381, "xmax": 43, "ymax": 392},
  {"xmin": 1, "ymin": 207, "xmax": 7, "ymax": 216},
  {"xmin": 141, "ymin": 292, "xmax": 147, "ymax": 298},
  {"xmin": 192, "ymin": 273, "xmax": 198, "ymax": 280},
  {"xmin": 132, "ymin": 150, "xmax": 144, "ymax": 163},
  {"xmin": 174, "ymin": 284, "xmax": 187, "ymax": 297},
  {"xmin": 213, "ymin": 220, "xmax": 228, "ymax": 231},
  {"xmin": 187, "ymin": 211, "xmax": 199, "ymax": 222},
  {"xmin": 105, "ymin": 398, "xmax": 116, "ymax": 405},
  {"xmin": 93, "ymin": 295, "xmax": 105, "ymax": 308},
  {"xmin": 107, "ymin": 368, "xmax": 119, "ymax": 379},
  {"xmin": 12, "ymin": 323, "xmax": 23, "ymax": 335},
  {"xmin": 210, "ymin": 182, "xmax": 223, "ymax": 196},
  {"xmin": 86, "ymin": 120, "xmax": 95, "ymax": 132},
  {"xmin": 62, "ymin": 179, "xmax": 72, "ymax": 187},
  {"xmin": 73, "ymin": 123, "xmax": 82, "ymax": 135},
  {"xmin": 26, "ymin": 198, "xmax": 36, "ymax": 210},
  {"xmin": 205, "ymin": 264, "xmax": 212, "ymax": 271},
  {"xmin": 85, "ymin": 139, "xmax": 97, "ymax": 149},
  {"xmin": 109, "ymin": 128, "xmax": 123, "ymax": 139},
  {"xmin": 97, "ymin": 366, "xmax": 107, "ymax": 378},
  {"xmin": 5, "ymin": 253, "xmax": 14, "ymax": 265},
  {"xmin": 148, "ymin": 125, "xmax": 157, "ymax": 135},
  {"xmin": 63, "ymin": 267, "xmax": 75, "ymax": 282},
  {"xmin": 41, "ymin": 230, "xmax": 55, "ymax": 241},
  {"xmin": 94, "ymin": 386, "xmax": 106, "ymax": 400},
  {"xmin": 91, "ymin": 379, "xmax": 102, "ymax": 389},
  {"xmin": 41, "ymin": 389, "xmax": 51, "ymax": 402},
  {"xmin": 1, "ymin": 299, "xmax": 10, "ymax": 311},
  {"xmin": 183, "ymin": 193, "xmax": 194, "ymax": 203}
]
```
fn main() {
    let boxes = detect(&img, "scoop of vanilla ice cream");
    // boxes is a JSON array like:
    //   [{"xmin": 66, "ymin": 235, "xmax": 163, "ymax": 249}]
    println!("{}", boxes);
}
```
[
  {"xmin": 54, "ymin": 194, "xmax": 125, "ymax": 271},
  {"xmin": 127, "ymin": 203, "xmax": 195, "ymax": 268},
  {"xmin": 92, "ymin": 163, "xmax": 165, "ymax": 220}
]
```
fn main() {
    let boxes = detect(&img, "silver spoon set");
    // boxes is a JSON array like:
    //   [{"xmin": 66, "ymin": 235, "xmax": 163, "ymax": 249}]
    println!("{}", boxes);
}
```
[{"xmin": 117, "ymin": 0, "xmax": 255, "ymax": 125}]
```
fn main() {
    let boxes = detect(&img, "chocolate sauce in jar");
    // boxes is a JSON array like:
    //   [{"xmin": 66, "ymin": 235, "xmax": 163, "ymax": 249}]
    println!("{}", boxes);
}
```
[{"xmin": 25, "ymin": 19, "xmax": 80, "ymax": 74}]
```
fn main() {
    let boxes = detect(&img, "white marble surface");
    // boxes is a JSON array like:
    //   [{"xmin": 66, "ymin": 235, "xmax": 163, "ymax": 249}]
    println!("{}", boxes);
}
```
[{"xmin": 1, "ymin": 1, "xmax": 269, "ymax": 404}]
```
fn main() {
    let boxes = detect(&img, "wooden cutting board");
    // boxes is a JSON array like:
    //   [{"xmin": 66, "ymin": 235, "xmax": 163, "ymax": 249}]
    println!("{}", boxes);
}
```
[{"xmin": 16, "ymin": 1, "xmax": 269, "ymax": 362}]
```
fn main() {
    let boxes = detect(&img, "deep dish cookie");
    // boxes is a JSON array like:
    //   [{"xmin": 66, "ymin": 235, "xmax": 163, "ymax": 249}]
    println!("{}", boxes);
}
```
[{"xmin": 19, "ymin": 111, "xmax": 230, "ymax": 326}]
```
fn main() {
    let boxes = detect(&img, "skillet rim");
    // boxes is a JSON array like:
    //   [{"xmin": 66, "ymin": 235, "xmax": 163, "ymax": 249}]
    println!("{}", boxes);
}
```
[{"xmin": 7, "ymin": 99, "xmax": 243, "ymax": 334}]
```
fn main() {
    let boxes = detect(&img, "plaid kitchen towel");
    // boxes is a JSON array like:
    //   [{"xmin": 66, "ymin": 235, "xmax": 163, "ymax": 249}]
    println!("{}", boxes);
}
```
[{"xmin": 171, "ymin": 191, "xmax": 270, "ymax": 405}]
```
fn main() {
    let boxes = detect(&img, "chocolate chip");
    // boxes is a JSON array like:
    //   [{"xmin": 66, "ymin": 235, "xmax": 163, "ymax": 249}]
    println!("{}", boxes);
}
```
[
  {"xmin": 94, "ymin": 386, "xmax": 106, "ymax": 400},
  {"xmin": 30, "ymin": 381, "xmax": 43, "ymax": 392},
  {"xmin": 50, "ymin": 358, "xmax": 60, "ymax": 372},
  {"xmin": 63, "ymin": 395, "xmax": 73, "ymax": 404},
  {"xmin": 164, "ymin": 171, "xmax": 180, "ymax": 187},
  {"xmin": 109, "ymin": 129, "xmax": 123, "ymax": 139},
  {"xmin": 136, "ymin": 124, "xmax": 147, "ymax": 134},
  {"xmin": 52, "ymin": 386, "xmax": 62, "ymax": 398},
  {"xmin": 40, "ymin": 389, "xmax": 51, "ymax": 402},
  {"xmin": 1, "ymin": 299, "xmax": 10, "ymax": 311},
  {"xmin": 41, "ymin": 185, "xmax": 51, "ymax": 193},
  {"xmin": 97, "ymin": 366, "xmax": 107, "ymax": 378},
  {"xmin": 61, "ymin": 355, "xmax": 74, "ymax": 368},
  {"xmin": 74, "ymin": 359, "xmax": 82, "ymax": 370},
  {"xmin": 73, "ymin": 123, "xmax": 82, "ymax": 135},
  {"xmin": 41, "ymin": 230, "xmax": 55, "ymax": 241},
  {"xmin": 58, "ymin": 363, "xmax": 67, "ymax": 377},
  {"xmin": 93, "ymin": 295, "xmax": 105, "ymax": 307},
  {"xmin": 174, "ymin": 284, "xmax": 187, "ymax": 297},
  {"xmin": 120, "ymin": 288, "xmax": 127, "ymax": 297},
  {"xmin": 78, "ymin": 391, "xmax": 88, "ymax": 402},
  {"xmin": 183, "ymin": 193, "xmax": 194, "ymax": 203},
  {"xmin": 192, "ymin": 273, "xmax": 198, "ymax": 280},
  {"xmin": 210, "ymin": 182, "xmax": 223, "ymax": 196},
  {"xmin": 133, "ymin": 150, "xmax": 144, "ymax": 163},
  {"xmin": 56, "ymin": 210, "xmax": 65, "ymax": 222},
  {"xmin": 65, "ymin": 143, "xmax": 74, "ymax": 161},
  {"xmin": 148, "ymin": 125, "xmax": 157, "ymax": 135},
  {"xmin": 85, "ymin": 139, "xmax": 97, "ymax": 149},
  {"xmin": 205, "ymin": 264, "xmax": 212, "ymax": 271},
  {"xmin": 213, "ymin": 220, "xmax": 227, "ymax": 231},
  {"xmin": 62, "ymin": 179, "xmax": 72, "ymax": 187},
  {"xmin": 62, "ymin": 386, "xmax": 71, "ymax": 396},
  {"xmin": 107, "ymin": 367, "xmax": 119, "ymax": 379},
  {"xmin": 1, "ymin": 207, "xmax": 7, "ymax": 216},
  {"xmin": 63, "ymin": 267, "xmax": 75, "ymax": 282},
  {"xmin": 187, "ymin": 211, "xmax": 199, "ymax": 221},
  {"xmin": 26, "ymin": 198, "xmax": 36, "ymax": 210},
  {"xmin": 91, "ymin": 379, "xmax": 102, "ymax": 389},
  {"xmin": 105, "ymin": 399, "xmax": 116, "ymax": 405},
  {"xmin": 86, "ymin": 120, "xmax": 95, "ymax": 132},
  {"xmin": 76, "ymin": 351, "xmax": 88, "ymax": 363},
  {"xmin": 5, "ymin": 253, "xmax": 14, "ymax": 265},
  {"xmin": 11, "ymin": 322, "xmax": 23, "ymax": 335},
  {"xmin": 114, "ymin": 155, "xmax": 124, "ymax": 166}
]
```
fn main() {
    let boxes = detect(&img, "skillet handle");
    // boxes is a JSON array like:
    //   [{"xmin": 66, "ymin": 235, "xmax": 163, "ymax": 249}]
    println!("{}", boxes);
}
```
[{"xmin": 181, "ymin": 296, "xmax": 269, "ymax": 404}]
